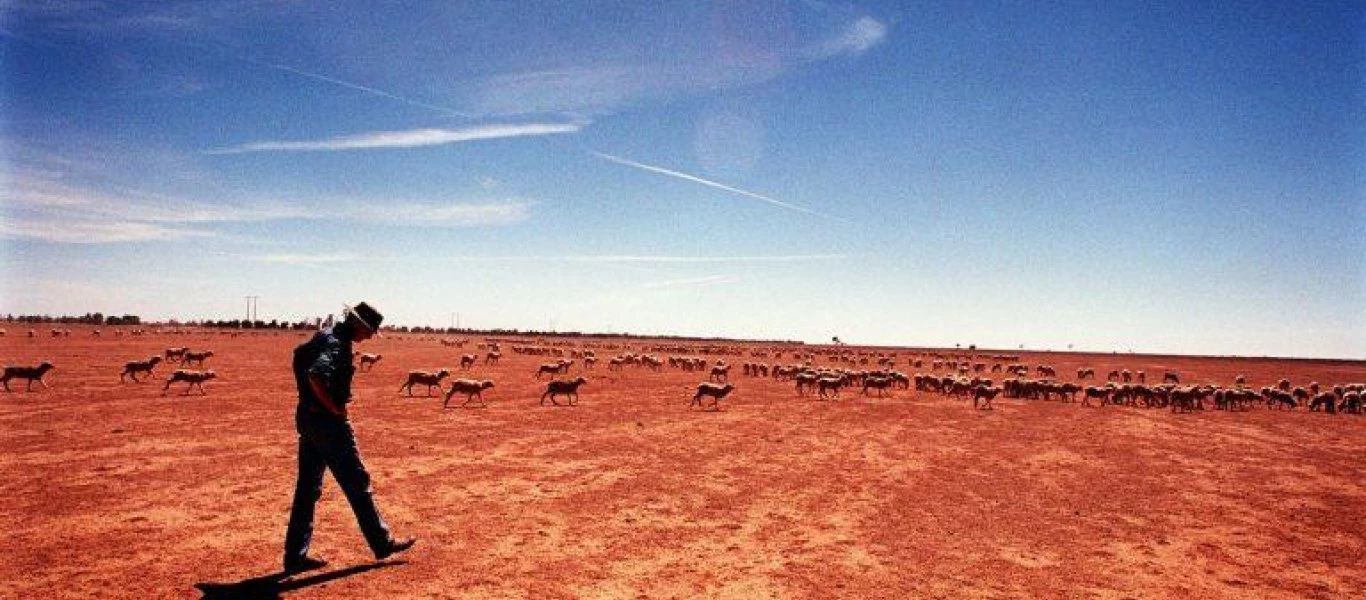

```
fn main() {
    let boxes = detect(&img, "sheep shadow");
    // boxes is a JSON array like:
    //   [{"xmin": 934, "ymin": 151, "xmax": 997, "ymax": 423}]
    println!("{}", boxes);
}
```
[{"xmin": 193, "ymin": 561, "xmax": 402, "ymax": 600}]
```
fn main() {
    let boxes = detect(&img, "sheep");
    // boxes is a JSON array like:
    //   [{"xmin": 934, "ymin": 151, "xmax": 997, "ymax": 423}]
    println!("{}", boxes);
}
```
[
  {"xmin": 583, "ymin": 356, "xmax": 597, "ymax": 369},
  {"xmin": 120, "ymin": 356, "xmax": 162, "ymax": 383},
  {"xmin": 816, "ymin": 375, "xmax": 846, "ymax": 400},
  {"xmin": 541, "ymin": 377, "xmax": 588, "ymax": 406},
  {"xmin": 1163, "ymin": 371, "xmax": 1180, "ymax": 384},
  {"xmin": 182, "ymin": 350, "xmax": 214, "ymax": 366},
  {"xmin": 443, "ymin": 379, "xmax": 495, "ymax": 408},
  {"xmin": 459, "ymin": 354, "xmax": 476, "ymax": 370},
  {"xmin": 1233, "ymin": 374, "xmax": 1247, "ymax": 388},
  {"xmin": 484, "ymin": 351, "xmax": 501, "ymax": 366},
  {"xmin": 972, "ymin": 385, "xmax": 1002, "ymax": 410},
  {"xmin": 164, "ymin": 347, "xmax": 189, "ymax": 363},
  {"xmin": 534, "ymin": 363, "xmax": 563, "ymax": 379},
  {"xmin": 1308, "ymin": 391, "xmax": 1338, "ymax": 413},
  {"xmin": 709, "ymin": 364, "xmax": 731, "ymax": 382},
  {"xmin": 691, "ymin": 382, "xmax": 735, "ymax": 411},
  {"xmin": 794, "ymin": 372, "xmax": 819, "ymax": 396},
  {"xmin": 358, "ymin": 353, "xmax": 382, "ymax": 372},
  {"xmin": 1, "ymin": 362, "xmax": 55, "ymax": 392},
  {"xmin": 399, "ymin": 369, "xmax": 451, "ymax": 396},
  {"xmin": 1077, "ymin": 368, "xmax": 1095, "ymax": 380},
  {"xmin": 1081, "ymin": 385, "xmax": 1112, "ymax": 408},
  {"xmin": 163, "ymin": 369, "xmax": 216, "ymax": 395},
  {"xmin": 1339, "ymin": 391, "xmax": 1362, "ymax": 414},
  {"xmin": 1276, "ymin": 378, "xmax": 1291, "ymax": 392},
  {"xmin": 862, "ymin": 376, "xmax": 892, "ymax": 397}
]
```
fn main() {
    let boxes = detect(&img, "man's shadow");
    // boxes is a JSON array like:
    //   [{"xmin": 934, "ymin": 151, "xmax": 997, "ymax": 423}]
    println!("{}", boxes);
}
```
[{"xmin": 194, "ymin": 561, "xmax": 404, "ymax": 600}]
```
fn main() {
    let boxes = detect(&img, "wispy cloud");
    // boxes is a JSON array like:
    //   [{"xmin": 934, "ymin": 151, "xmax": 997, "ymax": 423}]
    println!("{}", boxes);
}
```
[
  {"xmin": 804, "ymin": 16, "xmax": 888, "ymax": 60},
  {"xmin": 642, "ymin": 275, "xmax": 739, "ymax": 289},
  {"xmin": 437, "ymin": 254, "xmax": 852, "ymax": 264},
  {"xmin": 344, "ymin": 202, "xmax": 532, "ymax": 227},
  {"xmin": 206, "ymin": 123, "xmax": 584, "ymax": 154},
  {"xmin": 0, "ymin": 217, "xmax": 211, "ymax": 244},
  {"xmin": 590, "ymin": 151, "xmax": 829, "ymax": 218},
  {"xmin": 260, "ymin": 61, "xmax": 480, "ymax": 119},
  {"xmin": 250, "ymin": 253, "xmax": 362, "ymax": 265}
]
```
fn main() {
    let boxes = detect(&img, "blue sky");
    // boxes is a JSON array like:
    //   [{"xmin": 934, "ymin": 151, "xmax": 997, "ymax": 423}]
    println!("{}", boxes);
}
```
[{"xmin": 1, "ymin": 1, "xmax": 1362, "ymax": 358}]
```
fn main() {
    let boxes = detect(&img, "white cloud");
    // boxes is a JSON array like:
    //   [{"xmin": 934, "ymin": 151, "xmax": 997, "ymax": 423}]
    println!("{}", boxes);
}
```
[
  {"xmin": 0, "ymin": 217, "xmax": 210, "ymax": 244},
  {"xmin": 591, "ymin": 151, "xmax": 831, "ymax": 218},
  {"xmin": 437, "ymin": 254, "xmax": 852, "ymax": 264},
  {"xmin": 642, "ymin": 275, "xmax": 739, "ymax": 289},
  {"xmin": 807, "ymin": 16, "xmax": 887, "ymax": 59},
  {"xmin": 250, "ymin": 253, "xmax": 361, "ymax": 265},
  {"xmin": 345, "ymin": 202, "xmax": 532, "ymax": 227},
  {"xmin": 206, "ymin": 123, "xmax": 585, "ymax": 154}
]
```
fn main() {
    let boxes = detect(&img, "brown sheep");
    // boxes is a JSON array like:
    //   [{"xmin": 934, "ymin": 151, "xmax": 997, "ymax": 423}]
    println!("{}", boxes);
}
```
[
  {"xmin": 484, "ymin": 351, "xmax": 501, "ymax": 366},
  {"xmin": 164, "ymin": 347, "xmax": 188, "ymax": 363},
  {"xmin": 816, "ymin": 375, "xmax": 846, "ymax": 400},
  {"xmin": 691, "ymin": 382, "xmax": 735, "ymax": 411},
  {"xmin": 182, "ymin": 350, "xmax": 214, "ymax": 366},
  {"xmin": 163, "ymin": 369, "xmax": 216, "ymax": 395},
  {"xmin": 1077, "ymin": 368, "xmax": 1094, "ymax": 380},
  {"xmin": 1163, "ymin": 371, "xmax": 1180, "ymax": 384},
  {"xmin": 356, "ymin": 352, "xmax": 382, "ymax": 372},
  {"xmin": 709, "ymin": 364, "xmax": 731, "ymax": 382},
  {"xmin": 443, "ymin": 379, "xmax": 495, "ymax": 408},
  {"xmin": 972, "ymin": 385, "xmax": 1002, "ymax": 410},
  {"xmin": 2, "ymin": 362, "xmax": 55, "ymax": 392},
  {"xmin": 121, "ymin": 356, "xmax": 163, "ymax": 383},
  {"xmin": 862, "ymin": 376, "xmax": 892, "ymax": 397},
  {"xmin": 541, "ymin": 377, "xmax": 588, "ymax": 406},
  {"xmin": 399, "ymin": 369, "xmax": 451, "ymax": 396},
  {"xmin": 459, "ymin": 354, "xmax": 476, "ymax": 370}
]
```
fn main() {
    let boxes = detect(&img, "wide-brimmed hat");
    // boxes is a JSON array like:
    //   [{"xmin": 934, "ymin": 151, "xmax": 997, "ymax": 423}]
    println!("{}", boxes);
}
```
[{"xmin": 343, "ymin": 302, "xmax": 384, "ymax": 336}]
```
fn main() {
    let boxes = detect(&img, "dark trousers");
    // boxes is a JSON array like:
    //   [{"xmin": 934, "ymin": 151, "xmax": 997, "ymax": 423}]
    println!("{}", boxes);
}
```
[{"xmin": 283, "ymin": 410, "xmax": 392, "ymax": 564}]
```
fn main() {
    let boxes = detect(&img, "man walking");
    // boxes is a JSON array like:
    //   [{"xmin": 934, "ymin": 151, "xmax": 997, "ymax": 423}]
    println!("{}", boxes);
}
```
[{"xmin": 284, "ymin": 301, "xmax": 414, "ymax": 574}]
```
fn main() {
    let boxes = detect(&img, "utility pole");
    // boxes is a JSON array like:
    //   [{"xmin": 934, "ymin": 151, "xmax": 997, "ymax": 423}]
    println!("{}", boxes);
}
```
[{"xmin": 244, "ymin": 296, "xmax": 259, "ymax": 324}]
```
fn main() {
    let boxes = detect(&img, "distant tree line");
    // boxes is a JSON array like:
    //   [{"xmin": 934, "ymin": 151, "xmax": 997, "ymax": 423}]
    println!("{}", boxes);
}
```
[
  {"xmin": 1, "ymin": 312, "xmax": 802, "ymax": 345},
  {"xmin": 5, "ymin": 313, "xmax": 141, "ymax": 326}
]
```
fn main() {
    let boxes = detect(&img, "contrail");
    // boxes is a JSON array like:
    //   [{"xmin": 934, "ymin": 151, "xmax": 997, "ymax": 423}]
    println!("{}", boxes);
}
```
[
  {"xmin": 260, "ymin": 61, "xmax": 480, "ymax": 119},
  {"xmin": 590, "ymin": 151, "xmax": 829, "ymax": 218}
]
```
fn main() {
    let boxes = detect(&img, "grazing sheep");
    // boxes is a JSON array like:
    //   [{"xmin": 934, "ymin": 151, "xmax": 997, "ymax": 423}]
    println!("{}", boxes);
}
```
[
  {"xmin": 1308, "ymin": 391, "xmax": 1338, "ymax": 413},
  {"xmin": 120, "ymin": 356, "xmax": 162, "ymax": 383},
  {"xmin": 443, "ymin": 379, "xmax": 495, "ymax": 408},
  {"xmin": 459, "ymin": 354, "xmax": 476, "ymax": 370},
  {"xmin": 358, "ymin": 353, "xmax": 382, "ymax": 372},
  {"xmin": 816, "ymin": 375, "xmax": 846, "ymax": 400},
  {"xmin": 1081, "ymin": 385, "xmax": 1112, "ymax": 408},
  {"xmin": 862, "ymin": 376, "xmax": 892, "ymax": 397},
  {"xmin": 182, "ymin": 350, "xmax": 214, "ymax": 366},
  {"xmin": 972, "ymin": 385, "xmax": 1002, "ymax": 410},
  {"xmin": 541, "ymin": 377, "xmax": 588, "ymax": 406},
  {"xmin": 1, "ymin": 362, "xmax": 55, "ymax": 391},
  {"xmin": 399, "ymin": 369, "xmax": 451, "ymax": 396},
  {"xmin": 691, "ymin": 382, "xmax": 735, "ymax": 411},
  {"xmin": 163, "ymin": 369, "xmax": 216, "ymax": 395}
]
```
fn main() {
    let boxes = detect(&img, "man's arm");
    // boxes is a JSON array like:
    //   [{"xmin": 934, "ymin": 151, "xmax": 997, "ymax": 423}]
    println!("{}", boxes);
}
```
[{"xmin": 308, "ymin": 374, "xmax": 347, "ymax": 417}]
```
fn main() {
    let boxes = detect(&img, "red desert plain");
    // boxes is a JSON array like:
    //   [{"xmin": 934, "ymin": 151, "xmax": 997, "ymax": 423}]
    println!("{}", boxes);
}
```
[{"xmin": 1, "ymin": 325, "xmax": 1363, "ymax": 599}]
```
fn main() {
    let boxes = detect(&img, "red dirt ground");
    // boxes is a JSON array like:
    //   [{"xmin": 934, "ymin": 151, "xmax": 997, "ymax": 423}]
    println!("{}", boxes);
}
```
[{"xmin": 1, "ymin": 327, "xmax": 1363, "ymax": 599}]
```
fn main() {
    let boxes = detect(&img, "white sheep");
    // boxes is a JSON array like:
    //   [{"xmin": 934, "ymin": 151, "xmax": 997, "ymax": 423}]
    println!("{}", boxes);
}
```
[{"xmin": 443, "ymin": 379, "xmax": 495, "ymax": 408}]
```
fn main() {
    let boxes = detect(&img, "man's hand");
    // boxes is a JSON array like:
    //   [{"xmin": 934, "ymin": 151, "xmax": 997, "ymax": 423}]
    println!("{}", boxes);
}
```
[{"xmin": 308, "ymin": 375, "xmax": 347, "ymax": 418}]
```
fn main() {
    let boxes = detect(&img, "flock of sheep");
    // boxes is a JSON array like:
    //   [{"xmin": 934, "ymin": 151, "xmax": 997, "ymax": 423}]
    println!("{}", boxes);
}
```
[{"xmin": 2, "ymin": 330, "xmax": 1364, "ymax": 418}]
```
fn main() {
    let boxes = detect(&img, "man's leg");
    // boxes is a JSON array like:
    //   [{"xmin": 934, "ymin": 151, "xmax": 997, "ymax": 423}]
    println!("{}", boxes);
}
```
[
  {"xmin": 314, "ymin": 419, "xmax": 395, "ymax": 556},
  {"xmin": 283, "ymin": 433, "xmax": 327, "ymax": 568}
]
